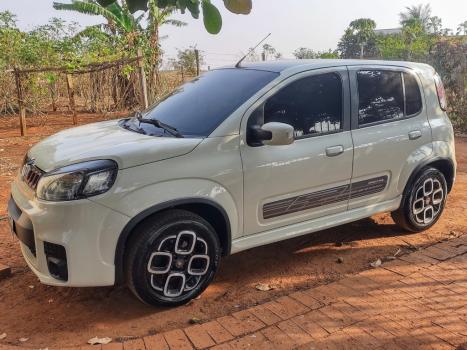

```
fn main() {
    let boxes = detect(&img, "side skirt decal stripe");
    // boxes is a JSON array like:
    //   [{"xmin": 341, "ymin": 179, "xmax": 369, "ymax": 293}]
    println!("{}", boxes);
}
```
[{"xmin": 263, "ymin": 176, "xmax": 388, "ymax": 219}]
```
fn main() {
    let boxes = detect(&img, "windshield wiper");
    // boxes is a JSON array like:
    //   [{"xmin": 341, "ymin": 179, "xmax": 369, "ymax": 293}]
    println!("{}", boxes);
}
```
[{"xmin": 135, "ymin": 112, "xmax": 184, "ymax": 138}]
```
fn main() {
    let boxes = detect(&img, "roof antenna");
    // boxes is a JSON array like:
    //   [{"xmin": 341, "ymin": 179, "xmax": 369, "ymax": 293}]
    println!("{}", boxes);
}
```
[{"xmin": 235, "ymin": 33, "xmax": 271, "ymax": 68}]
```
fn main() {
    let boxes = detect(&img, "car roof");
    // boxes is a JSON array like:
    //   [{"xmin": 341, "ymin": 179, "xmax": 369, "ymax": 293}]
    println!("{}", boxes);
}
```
[{"xmin": 222, "ymin": 59, "xmax": 433, "ymax": 74}]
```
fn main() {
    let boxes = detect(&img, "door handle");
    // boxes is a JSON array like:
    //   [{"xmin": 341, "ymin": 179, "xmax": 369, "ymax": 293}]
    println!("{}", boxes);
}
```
[
  {"xmin": 326, "ymin": 145, "xmax": 344, "ymax": 157},
  {"xmin": 408, "ymin": 130, "xmax": 422, "ymax": 140}
]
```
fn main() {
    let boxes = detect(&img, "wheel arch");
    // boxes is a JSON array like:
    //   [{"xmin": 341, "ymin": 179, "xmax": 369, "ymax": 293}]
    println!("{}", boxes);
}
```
[
  {"xmin": 404, "ymin": 157, "xmax": 455, "ymax": 195},
  {"xmin": 114, "ymin": 198, "xmax": 231, "ymax": 285}
]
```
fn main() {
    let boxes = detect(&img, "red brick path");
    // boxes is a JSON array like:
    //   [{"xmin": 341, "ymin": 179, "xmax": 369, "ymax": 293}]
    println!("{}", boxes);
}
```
[{"xmin": 1, "ymin": 235, "xmax": 466, "ymax": 350}]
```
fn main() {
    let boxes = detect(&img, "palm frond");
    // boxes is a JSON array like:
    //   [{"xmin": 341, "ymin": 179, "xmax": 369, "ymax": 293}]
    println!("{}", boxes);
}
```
[{"xmin": 53, "ymin": 0, "xmax": 118, "ymax": 21}]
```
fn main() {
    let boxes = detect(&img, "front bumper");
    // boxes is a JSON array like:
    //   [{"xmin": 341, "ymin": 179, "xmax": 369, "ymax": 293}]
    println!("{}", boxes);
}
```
[{"xmin": 8, "ymin": 176, "xmax": 130, "ymax": 287}]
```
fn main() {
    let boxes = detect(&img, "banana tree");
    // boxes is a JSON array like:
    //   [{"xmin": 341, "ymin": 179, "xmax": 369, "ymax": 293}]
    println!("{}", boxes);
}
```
[
  {"xmin": 96, "ymin": 0, "xmax": 253, "ymax": 34},
  {"xmin": 146, "ymin": 0, "xmax": 186, "ymax": 91},
  {"xmin": 53, "ymin": 0, "xmax": 143, "ymax": 46}
]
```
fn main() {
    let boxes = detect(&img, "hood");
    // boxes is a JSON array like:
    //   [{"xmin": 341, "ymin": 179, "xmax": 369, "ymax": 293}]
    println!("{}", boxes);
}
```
[{"xmin": 28, "ymin": 120, "xmax": 203, "ymax": 172}]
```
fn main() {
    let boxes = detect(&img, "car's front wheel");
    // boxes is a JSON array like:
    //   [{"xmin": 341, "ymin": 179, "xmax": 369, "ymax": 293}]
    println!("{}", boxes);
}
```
[
  {"xmin": 125, "ymin": 209, "xmax": 221, "ymax": 306},
  {"xmin": 392, "ymin": 167, "xmax": 447, "ymax": 232}
]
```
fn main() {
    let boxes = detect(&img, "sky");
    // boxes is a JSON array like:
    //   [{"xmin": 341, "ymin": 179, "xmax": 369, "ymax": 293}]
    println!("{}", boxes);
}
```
[{"xmin": 1, "ymin": 0, "xmax": 466, "ymax": 68}]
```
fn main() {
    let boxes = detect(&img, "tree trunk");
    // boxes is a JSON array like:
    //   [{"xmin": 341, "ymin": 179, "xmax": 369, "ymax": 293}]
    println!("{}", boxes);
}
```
[
  {"xmin": 149, "ymin": 22, "xmax": 161, "ymax": 99},
  {"xmin": 360, "ymin": 43, "xmax": 364, "ymax": 59},
  {"xmin": 49, "ymin": 81, "xmax": 57, "ymax": 112}
]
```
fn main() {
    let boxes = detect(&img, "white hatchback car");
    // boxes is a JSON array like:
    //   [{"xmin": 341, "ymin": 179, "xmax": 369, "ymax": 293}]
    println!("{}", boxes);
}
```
[{"xmin": 8, "ymin": 60, "xmax": 456, "ymax": 306}]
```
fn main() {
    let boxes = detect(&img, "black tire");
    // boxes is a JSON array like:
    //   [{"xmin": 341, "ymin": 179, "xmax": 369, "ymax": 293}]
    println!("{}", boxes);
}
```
[
  {"xmin": 392, "ymin": 167, "xmax": 447, "ymax": 232},
  {"xmin": 125, "ymin": 209, "xmax": 221, "ymax": 306}
]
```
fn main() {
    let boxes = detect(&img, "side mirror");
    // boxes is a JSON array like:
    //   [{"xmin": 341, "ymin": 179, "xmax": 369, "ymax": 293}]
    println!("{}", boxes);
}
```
[{"xmin": 261, "ymin": 122, "xmax": 294, "ymax": 146}]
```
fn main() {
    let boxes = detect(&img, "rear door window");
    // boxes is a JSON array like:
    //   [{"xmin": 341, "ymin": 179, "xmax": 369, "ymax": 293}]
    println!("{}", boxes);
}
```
[
  {"xmin": 357, "ymin": 70, "xmax": 423, "ymax": 126},
  {"xmin": 357, "ymin": 70, "xmax": 404, "ymax": 125}
]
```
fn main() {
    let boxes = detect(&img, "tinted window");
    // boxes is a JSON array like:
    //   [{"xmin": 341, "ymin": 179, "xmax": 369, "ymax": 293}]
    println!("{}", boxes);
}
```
[
  {"xmin": 403, "ymin": 72, "xmax": 422, "ymax": 115},
  {"xmin": 357, "ymin": 70, "xmax": 404, "ymax": 125},
  {"xmin": 264, "ymin": 73, "xmax": 343, "ymax": 138},
  {"xmin": 142, "ymin": 69, "xmax": 278, "ymax": 137}
]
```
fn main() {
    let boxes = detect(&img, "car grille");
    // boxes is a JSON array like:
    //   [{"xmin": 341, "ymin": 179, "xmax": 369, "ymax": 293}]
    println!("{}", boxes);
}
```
[{"xmin": 21, "ymin": 157, "xmax": 44, "ymax": 190}]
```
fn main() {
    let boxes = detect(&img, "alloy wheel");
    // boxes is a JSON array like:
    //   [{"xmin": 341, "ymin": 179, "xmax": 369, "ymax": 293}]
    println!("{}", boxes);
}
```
[
  {"xmin": 147, "ymin": 230, "xmax": 211, "ymax": 298},
  {"xmin": 411, "ymin": 177, "xmax": 444, "ymax": 225}
]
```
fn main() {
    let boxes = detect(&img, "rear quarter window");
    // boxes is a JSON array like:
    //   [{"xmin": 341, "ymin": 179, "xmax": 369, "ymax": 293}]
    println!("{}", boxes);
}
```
[{"xmin": 403, "ymin": 72, "xmax": 422, "ymax": 116}]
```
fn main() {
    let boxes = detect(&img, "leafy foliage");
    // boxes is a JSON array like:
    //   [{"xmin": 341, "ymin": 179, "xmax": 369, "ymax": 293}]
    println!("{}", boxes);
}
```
[
  {"xmin": 376, "ymin": 20, "xmax": 435, "ymax": 61},
  {"xmin": 293, "ymin": 48, "xmax": 338, "ymax": 59},
  {"xmin": 202, "ymin": 1, "xmax": 222, "ymax": 34},
  {"xmin": 168, "ymin": 46, "xmax": 204, "ymax": 75},
  {"xmin": 429, "ymin": 37, "xmax": 467, "ymax": 131},
  {"xmin": 97, "ymin": 0, "xmax": 252, "ymax": 34}
]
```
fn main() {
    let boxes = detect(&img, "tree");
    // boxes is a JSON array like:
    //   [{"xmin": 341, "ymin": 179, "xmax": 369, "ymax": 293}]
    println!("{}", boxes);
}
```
[
  {"xmin": 399, "ymin": 3, "xmax": 432, "ymax": 30},
  {"xmin": 53, "ymin": 0, "xmax": 142, "ymax": 47},
  {"xmin": 293, "ymin": 47, "xmax": 316, "ymax": 59},
  {"xmin": 146, "ymin": 0, "xmax": 186, "ymax": 90},
  {"xmin": 376, "ymin": 18, "xmax": 434, "ymax": 61},
  {"xmin": 293, "ymin": 48, "xmax": 338, "ymax": 59},
  {"xmin": 338, "ymin": 18, "xmax": 377, "ymax": 59},
  {"xmin": 401, "ymin": 18, "xmax": 433, "ymax": 60},
  {"xmin": 97, "ymin": 0, "xmax": 252, "ymax": 34},
  {"xmin": 427, "ymin": 16, "xmax": 443, "ymax": 35},
  {"xmin": 319, "ymin": 49, "xmax": 339, "ymax": 59},
  {"xmin": 0, "ymin": 10, "xmax": 17, "ymax": 29},
  {"xmin": 457, "ymin": 21, "xmax": 467, "ymax": 36},
  {"xmin": 262, "ymin": 44, "xmax": 281, "ymax": 60},
  {"xmin": 170, "ymin": 46, "xmax": 204, "ymax": 75}
]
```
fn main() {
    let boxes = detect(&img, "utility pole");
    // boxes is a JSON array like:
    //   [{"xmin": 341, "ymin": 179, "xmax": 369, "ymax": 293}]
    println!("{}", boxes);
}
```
[
  {"xmin": 66, "ymin": 73, "xmax": 77, "ymax": 125},
  {"xmin": 13, "ymin": 68, "xmax": 27, "ymax": 136},
  {"xmin": 137, "ymin": 48, "xmax": 149, "ymax": 109},
  {"xmin": 195, "ymin": 49, "xmax": 200, "ymax": 76}
]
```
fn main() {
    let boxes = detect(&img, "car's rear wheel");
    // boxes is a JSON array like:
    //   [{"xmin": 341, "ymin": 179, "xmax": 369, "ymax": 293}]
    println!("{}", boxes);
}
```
[
  {"xmin": 125, "ymin": 209, "xmax": 221, "ymax": 306},
  {"xmin": 392, "ymin": 167, "xmax": 447, "ymax": 232}
]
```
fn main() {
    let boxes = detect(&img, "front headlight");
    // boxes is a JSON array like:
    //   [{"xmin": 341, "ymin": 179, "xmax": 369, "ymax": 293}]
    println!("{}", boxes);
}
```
[{"xmin": 37, "ymin": 160, "xmax": 118, "ymax": 201}]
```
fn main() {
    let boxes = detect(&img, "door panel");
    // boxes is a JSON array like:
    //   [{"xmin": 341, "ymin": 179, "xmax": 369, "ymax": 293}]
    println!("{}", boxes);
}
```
[
  {"xmin": 348, "ymin": 66, "xmax": 432, "ymax": 210},
  {"xmin": 240, "ymin": 67, "xmax": 354, "ymax": 236}
]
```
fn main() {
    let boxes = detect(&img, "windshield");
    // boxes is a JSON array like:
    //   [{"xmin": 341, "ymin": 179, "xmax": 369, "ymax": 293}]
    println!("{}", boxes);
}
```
[{"xmin": 137, "ymin": 69, "xmax": 278, "ymax": 137}]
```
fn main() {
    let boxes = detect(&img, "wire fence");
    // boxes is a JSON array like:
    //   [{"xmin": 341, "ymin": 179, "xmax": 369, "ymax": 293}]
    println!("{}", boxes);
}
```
[{"xmin": 0, "ymin": 55, "xmax": 196, "ymax": 136}]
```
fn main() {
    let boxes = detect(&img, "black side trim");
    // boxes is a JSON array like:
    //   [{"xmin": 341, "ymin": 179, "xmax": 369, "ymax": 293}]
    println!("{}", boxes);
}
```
[
  {"xmin": 114, "ymin": 198, "xmax": 231, "ymax": 285},
  {"xmin": 263, "ymin": 176, "xmax": 388, "ymax": 219},
  {"xmin": 8, "ymin": 196, "xmax": 36, "ymax": 255},
  {"xmin": 263, "ymin": 184, "xmax": 350, "ymax": 219},
  {"xmin": 349, "ymin": 176, "xmax": 388, "ymax": 199}
]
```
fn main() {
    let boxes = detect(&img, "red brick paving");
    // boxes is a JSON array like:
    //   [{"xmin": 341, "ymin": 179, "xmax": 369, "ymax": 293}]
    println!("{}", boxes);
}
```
[{"xmin": 1, "ymin": 236, "xmax": 467, "ymax": 350}]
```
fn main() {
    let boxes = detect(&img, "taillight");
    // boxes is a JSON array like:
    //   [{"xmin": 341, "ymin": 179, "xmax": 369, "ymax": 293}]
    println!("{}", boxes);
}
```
[{"xmin": 434, "ymin": 73, "xmax": 447, "ymax": 111}]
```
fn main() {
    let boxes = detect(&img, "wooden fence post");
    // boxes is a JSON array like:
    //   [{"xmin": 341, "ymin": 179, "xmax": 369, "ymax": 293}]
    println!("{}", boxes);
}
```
[
  {"xmin": 49, "ymin": 81, "xmax": 57, "ymax": 112},
  {"xmin": 137, "ymin": 48, "xmax": 149, "ymax": 109},
  {"xmin": 13, "ymin": 68, "xmax": 27, "ymax": 136},
  {"xmin": 195, "ymin": 49, "xmax": 200, "ymax": 76},
  {"xmin": 66, "ymin": 73, "xmax": 77, "ymax": 125}
]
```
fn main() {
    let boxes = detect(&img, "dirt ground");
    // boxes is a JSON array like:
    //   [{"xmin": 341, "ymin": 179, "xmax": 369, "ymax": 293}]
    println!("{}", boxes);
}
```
[{"xmin": 0, "ymin": 114, "xmax": 466, "ymax": 348}]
